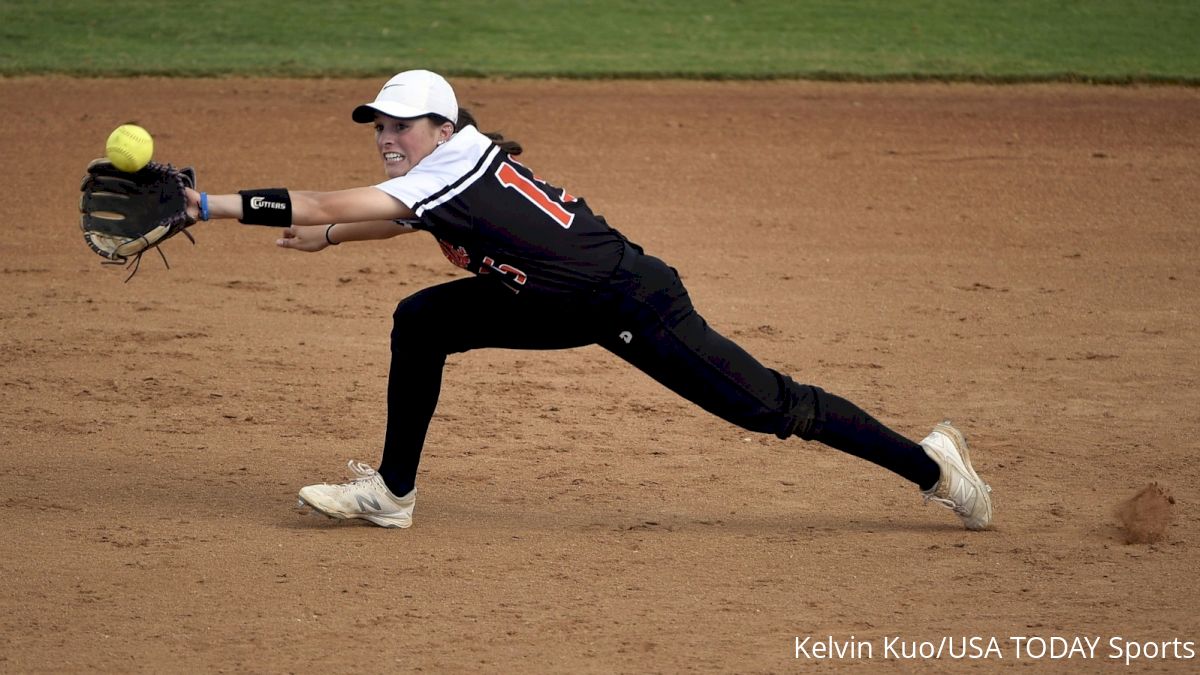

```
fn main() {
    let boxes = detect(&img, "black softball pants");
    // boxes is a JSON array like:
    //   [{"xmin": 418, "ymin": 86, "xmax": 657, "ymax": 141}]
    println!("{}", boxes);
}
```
[{"xmin": 378, "ymin": 245, "xmax": 939, "ymax": 496}]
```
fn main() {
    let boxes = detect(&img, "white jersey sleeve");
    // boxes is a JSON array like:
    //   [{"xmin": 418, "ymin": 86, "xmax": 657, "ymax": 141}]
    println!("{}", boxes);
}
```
[{"xmin": 373, "ymin": 125, "xmax": 493, "ymax": 212}]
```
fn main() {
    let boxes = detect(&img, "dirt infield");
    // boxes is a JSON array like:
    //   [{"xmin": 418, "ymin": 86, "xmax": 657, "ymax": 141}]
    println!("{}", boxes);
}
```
[{"xmin": 1, "ymin": 77, "xmax": 1198, "ymax": 672}]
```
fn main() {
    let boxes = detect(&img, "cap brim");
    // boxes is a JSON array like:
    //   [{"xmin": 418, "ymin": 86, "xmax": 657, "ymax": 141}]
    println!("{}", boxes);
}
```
[{"xmin": 352, "ymin": 102, "xmax": 430, "ymax": 124}]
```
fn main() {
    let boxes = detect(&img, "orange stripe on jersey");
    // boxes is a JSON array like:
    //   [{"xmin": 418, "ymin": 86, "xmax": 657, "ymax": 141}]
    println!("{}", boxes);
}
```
[{"xmin": 495, "ymin": 162, "xmax": 575, "ymax": 229}]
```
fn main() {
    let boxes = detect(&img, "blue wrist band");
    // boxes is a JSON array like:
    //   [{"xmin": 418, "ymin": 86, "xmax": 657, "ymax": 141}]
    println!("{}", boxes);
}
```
[{"xmin": 200, "ymin": 192, "xmax": 210, "ymax": 221}]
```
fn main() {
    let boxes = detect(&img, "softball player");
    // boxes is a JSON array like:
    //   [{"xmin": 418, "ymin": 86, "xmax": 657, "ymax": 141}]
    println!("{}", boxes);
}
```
[{"xmin": 188, "ymin": 70, "xmax": 992, "ymax": 531}]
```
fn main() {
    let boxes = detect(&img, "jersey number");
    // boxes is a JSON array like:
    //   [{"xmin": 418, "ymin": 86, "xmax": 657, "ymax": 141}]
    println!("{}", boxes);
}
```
[
  {"xmin": 495, "ymin": 163, "xmax": 575, "ymax": 229},
  {"xmin": 482, "ymin": 256, "xmax": 527, "ymax": 286}
]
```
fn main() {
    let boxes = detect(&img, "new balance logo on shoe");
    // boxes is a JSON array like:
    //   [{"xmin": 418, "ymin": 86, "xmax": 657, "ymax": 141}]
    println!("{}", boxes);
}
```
[{"xmin": 355, "ymin": 494, "xmax": 382, "ymax": 512}]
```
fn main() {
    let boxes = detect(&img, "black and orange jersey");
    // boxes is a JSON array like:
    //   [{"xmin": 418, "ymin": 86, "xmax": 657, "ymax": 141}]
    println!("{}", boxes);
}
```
[{"xmin": 376, "ymin": 125, "xmax": 628, "ymax": 294}]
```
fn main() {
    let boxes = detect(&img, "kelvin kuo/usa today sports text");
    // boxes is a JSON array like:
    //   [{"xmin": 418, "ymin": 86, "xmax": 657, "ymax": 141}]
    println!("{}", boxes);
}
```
[{"xmin": 793, "ymin": 635, "xmax": 1195, "ymax": 664}]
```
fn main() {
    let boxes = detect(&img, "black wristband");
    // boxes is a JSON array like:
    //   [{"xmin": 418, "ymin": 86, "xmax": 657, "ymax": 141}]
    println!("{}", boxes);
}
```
[
  {"xmin": 325, "ymin": 223, "xmax": 339, "ymax": 246},
  {"xmin": 238, "ymin": 188, "xmax": 292, "ymax": 227}
]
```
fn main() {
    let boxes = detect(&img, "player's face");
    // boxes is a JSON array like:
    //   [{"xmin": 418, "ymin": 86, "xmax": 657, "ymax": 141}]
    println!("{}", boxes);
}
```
[{"xmin": 374, "ymin": 114, "xmax": 450, "ymax": 178}]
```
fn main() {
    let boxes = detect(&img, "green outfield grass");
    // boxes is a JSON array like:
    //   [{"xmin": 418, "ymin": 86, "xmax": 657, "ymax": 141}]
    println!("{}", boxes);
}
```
[{"xmin": 2, "ymin": 0, "xmax": 1197, "ymax": 81}]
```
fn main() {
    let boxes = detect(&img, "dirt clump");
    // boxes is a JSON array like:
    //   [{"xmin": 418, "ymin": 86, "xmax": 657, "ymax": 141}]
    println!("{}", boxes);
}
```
[{"xmin": 1116, "ymin": 482, "xmax": 1176, "ymax": 544}]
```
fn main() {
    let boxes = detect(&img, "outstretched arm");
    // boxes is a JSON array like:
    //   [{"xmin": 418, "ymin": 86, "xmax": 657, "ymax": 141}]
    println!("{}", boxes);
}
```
[
  {"xmin": 184, "ymin": 186, "xmax": 421, "ymax": 252},
  {"xmin": 276, "ymin": 220, "xmax": 419, "ymax": 252},
  {"xmin": 186, "ymin": 186, "xmax": 415, "ymax": 225}
]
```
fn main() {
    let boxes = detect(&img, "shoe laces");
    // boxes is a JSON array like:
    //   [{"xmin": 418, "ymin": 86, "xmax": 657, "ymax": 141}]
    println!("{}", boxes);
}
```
[{"xmin": 331, "ymin": 460, "xmax": 381, "ymax": 492}]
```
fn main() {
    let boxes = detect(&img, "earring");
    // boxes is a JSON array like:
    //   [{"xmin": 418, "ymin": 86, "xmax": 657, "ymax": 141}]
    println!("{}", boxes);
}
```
[{"xmin": 437, "ymin": 139, "xmax": 446, "ymax": 146}]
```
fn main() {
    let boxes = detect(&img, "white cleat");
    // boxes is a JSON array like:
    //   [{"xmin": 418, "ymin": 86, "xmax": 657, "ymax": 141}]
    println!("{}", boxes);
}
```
[
  {"xmin": 920, "ymin": 421, "xmax": 993, "ymax": 530},
  {"xmin": 297, "ymin": 460, "xmax": 415, "ymax": 528}
]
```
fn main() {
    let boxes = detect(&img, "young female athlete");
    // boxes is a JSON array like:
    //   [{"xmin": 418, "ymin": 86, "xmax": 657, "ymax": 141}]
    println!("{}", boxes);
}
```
[{"xmin": 186, "ymin": 70, "xmax": 992, "ymax": 531}]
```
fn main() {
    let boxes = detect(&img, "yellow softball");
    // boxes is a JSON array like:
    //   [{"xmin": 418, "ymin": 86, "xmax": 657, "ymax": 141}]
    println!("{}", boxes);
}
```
[{"xmin": 105, "ymin": 124, "xmax": 154, "ymax": 172}]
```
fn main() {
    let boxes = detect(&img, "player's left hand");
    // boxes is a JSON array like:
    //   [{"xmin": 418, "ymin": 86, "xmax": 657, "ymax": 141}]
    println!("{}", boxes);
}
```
[
  {"xmin": 276, "ymin": 225, "xmax": 332, "ymax": 252},
  {"xmin": 184, "ymin": 187, "xmax": 202, "ymax": 223},
  {"xmin": 79, "ymin": 158, "xmax": 197, "ymax": 264}
]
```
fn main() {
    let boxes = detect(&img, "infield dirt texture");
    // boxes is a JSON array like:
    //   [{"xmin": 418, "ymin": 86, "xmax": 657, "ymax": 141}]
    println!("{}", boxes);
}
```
[{"xmin": 1, "ymin": 77, "xmax": 1198, "ymax": 671}]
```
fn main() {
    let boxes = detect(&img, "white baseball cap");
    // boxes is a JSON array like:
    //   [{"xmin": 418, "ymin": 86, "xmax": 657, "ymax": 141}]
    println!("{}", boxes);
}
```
[{"xmin": 352, "ymin": 70, "xmax": 459, "ymax": 124}]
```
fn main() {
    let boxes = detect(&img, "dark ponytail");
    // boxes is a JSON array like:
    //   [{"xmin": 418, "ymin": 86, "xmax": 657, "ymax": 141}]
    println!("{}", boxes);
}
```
[{"xmin": 438, "ymin": 108, "xmax": 522, "ymax": 156}]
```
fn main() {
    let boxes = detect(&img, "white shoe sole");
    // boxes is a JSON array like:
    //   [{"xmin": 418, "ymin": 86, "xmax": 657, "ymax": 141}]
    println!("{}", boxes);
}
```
[{"xmin": 296, "ymin": 495, "xmax": 412, "ymax": 529}]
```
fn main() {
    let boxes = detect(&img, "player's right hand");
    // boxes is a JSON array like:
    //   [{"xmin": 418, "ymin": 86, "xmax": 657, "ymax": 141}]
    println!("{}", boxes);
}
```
[{"xmin": 276, "ymin": 225, "xmax": 331, "ymax": 253}]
